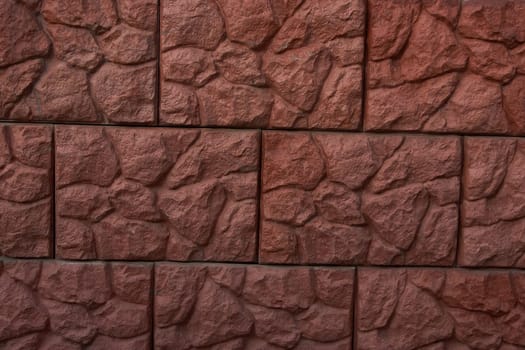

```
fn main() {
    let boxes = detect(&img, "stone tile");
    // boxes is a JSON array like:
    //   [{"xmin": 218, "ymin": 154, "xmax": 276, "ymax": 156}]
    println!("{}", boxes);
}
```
[
  {"xmin": 0, "ymin": 125, "xmax": 52, "ymax": 257},
  {"xmin": 260, "ymin": 131, "xmax": 461, "ymax": 265},
  {"xmin": 356, "ymin": 268, "xmax": 525, "ymax": 350},
  {"xmin": 159, "ymin": 0, "xmax": 364, "ymax": 130},
  {"xmin": 154, "ymin": 263, "xmax": 354, "ymax": 349},
  {"xmin": 365, "ymin": 0, "xmax": 525, "ymax": 135},
  {"xmin": 0, "ymin": 0, "xmax": 157, "ymax": 124},
  {"xmin": 460, "ymin": 137, "xmax": 525, "ymax": 267},
  {"xmin": 0, "ymin": 260, "xmax": 152, "ymax": 349},
  {"xmin": 54, "ymin": 126, "xmax": 259, "ymax": 261}
]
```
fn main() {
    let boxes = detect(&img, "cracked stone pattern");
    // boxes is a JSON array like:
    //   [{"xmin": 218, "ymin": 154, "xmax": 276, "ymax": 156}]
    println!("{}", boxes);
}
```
[
  {"xmin": 261, "ymin": 131, "xmax": 461, "ymax": 265},
  {"xmin": 357, "ymin": 268, "xmax": 525, "ymax": 350},
  {"xmin": 54, "ymin": 126, "xmax": 259, "ymax": 261},
  {"xmin": 154, "ymin": 264, "xmax": 354, "ymax": 350},
  {"xmin": 159, "ymin": 0, "xmax": 364, "ymax": 129},
  {"xmin": 0, "ymin": 0, "xmax": 157, "ymax": 124},
  {"xmin": 366, "ymin": 0, "xmax": 525, "ymax": 135},
  {"xmin": 0, "ymin": 260, "xmax": 152, "ymax": 349},
  {"xmin": 460, "ymin": 137, "xmax": 525, "ymax": 267},
  {"xmin": 0, "ymin": 125, "xmax": 52, "ymax": 258}
]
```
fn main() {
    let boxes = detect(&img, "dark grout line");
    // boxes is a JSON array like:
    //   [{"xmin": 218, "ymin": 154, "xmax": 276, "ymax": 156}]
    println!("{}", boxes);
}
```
[
  {"xmin": 353, "ymin": 1, "xmax": 368, "ymax": 343},
  {"xmin": 50, "ymin": 125, "xmax": 56, "ymax": 259},
  {"xmin": 256, "ymin": 130, "xmax": 263, "ymax": 263},
  {"xmin": 148, "ymin": 6, "xmax": 160, "ymax": 348},
  {"xmin": 1, "ymin": 256, "xmax": 524, "ymax": 271},
  {"xmin": 150, "ymin": 263, "xmax": 156, "ymax": 350},
  {"xmin": 352, "ymin": 267, "xmax": 359, "ymax": 350},
  {"xmin": 455, "ymin": 136, "xmax": 465, "ymax": 267},
  {"xmin": 360, "ymin": 0, "xmax": 368, "ymax": 133},
  {"xmin": 2, "ymin": 119, "xmax": 525, "ymax": 139},
  {"xmin": 155, "ymin": 0, "xmax": 161, "ymax": 126}
]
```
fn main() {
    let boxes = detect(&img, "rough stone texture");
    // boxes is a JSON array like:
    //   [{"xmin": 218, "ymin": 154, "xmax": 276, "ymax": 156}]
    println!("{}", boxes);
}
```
[
  {"xmin": 160, "ymin": 0, "xmax": 365, "ymax": 129},
  {"xmin": 0, "ymin": 125, "xmax": 52, "ymax": 257},
  {"xmin": 4, "ymin": 1, "xmax": 525, "ymax": 347},
  {"xmin": 366, "ymin": 0, "xmax": 525, "ymax": 135},
  {"xmin": 0, "ymin": 260, "xmax": 152, "ymax": 349},
  {"xmin": 261, "ymin": 131, "xmax": 461, "ymax": 265},
  {"xmin": 55, "ymin": 126, "xmax": 259, "ymax": 261},
  {"xmin": 357, "ymin": 268, "xmax": 525, "ymax": 350},
  {"xmin": 154, "ymin": 264, "xmax": 354, "ymax": 350},
  {"xmin": 0, "ymin": 0, "xmax": 157, "ymax": 124},
  {"xmin": 460, "ymin": 137, "xmax": 525, "ymax": 267}
]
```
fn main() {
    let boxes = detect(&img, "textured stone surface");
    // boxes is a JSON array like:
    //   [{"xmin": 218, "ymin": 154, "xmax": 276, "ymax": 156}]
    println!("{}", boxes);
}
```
[
  {"xmin": 0, "ymin": 125, "xmax": 52, "ymax": 257},
  {"xmin": 55, "ymin": 126, "xmax": 259, "ymax": 261},
  {"xmin": 460, "ymin": 137, "xmax": 525, "ymax": 267},
  {"xmin": 366, "ymin": 0, "xmax": 525, "ymax": 135},
  {"xmin": 357, "ymin": 268, "xmax": 525, "ymax": 350},
  {"xmin": 5, "ymin": 1, "xmax": 525, "ymax": 347},
  {"xmin": 0, "ymin": 260, "xmax": 152, "ymax": 349},
  {"xmin": 261, "ymin": 131, "xmax": 461, "ymax": 265},
  {"xmin": 160, "ymin": 0, "xmax": 364, "ymax": 129},
  {"xmin": 154, "ymin": 264, "xmax": 354, "ymax": 349},
  {"xmin": 0, "ymin": 0, "xmax": 156, "ymax": 124}
]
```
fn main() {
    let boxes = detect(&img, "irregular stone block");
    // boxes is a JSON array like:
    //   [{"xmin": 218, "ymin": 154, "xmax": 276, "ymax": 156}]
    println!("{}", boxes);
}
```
[
  {"xmin": 261, "ymin": 131, "xmax": 461, "ymax": 265},
  {"xmin": 356, "ymin": 268, "xmax": 525, "ymax": 350},
  {"xmin": 0, "ymin": 0, "xmax": 157, "ymax": 124},
  {"xmin": 160, "ymin": 0, "xmax": 365, "ymax": 130},
  {"xmin": 0, "ymin": 125, "xmax": 52, "ymax": 257},
  {"xmin": 154, "ymin": 263, "xmax": 354, "ymax": 349},
  {"xmin": 366, "ymin": 0, "xmax": 525, "ymax": 135},
  {"xmin": 460, "ymin": 137, "xmax": 525, "ymax": 267},
  {"xmin": 55, "ymin": 126, "xmax": 259, "ymax": 261},
  {"xmin": 0, "ymin": 260, "xmax": 152, "ymax": 349}
]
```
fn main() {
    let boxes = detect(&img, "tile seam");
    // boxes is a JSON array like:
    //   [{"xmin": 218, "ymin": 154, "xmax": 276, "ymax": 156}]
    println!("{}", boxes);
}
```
[
  {"xmin": 360, "ymin": 0, "xmax": 368, "ymax": 133},
  {"xmin": 455, "ymin": 136, "xmax": 465, "ymax": 267},
  {"xmin": 0, "ymin": 257, "xmax": 524, "ymax": 271},
  {"xmin": 256, "ymin": 129, "xmax": 263, "ymax": 263},
  {"xmin": 51, "ymin": 125, "xmax": 56, "ymax": 259},
  {"xmin": 352, "ymin": 267, "xmax": 359, "ymax": 350},
  {"xmin": 2, "ymin": 120, "xmax": 525, "ymax": 139},
  {"xmin": 150, "ymin": 263, "xmax": 156, "ymax": 350},
  {"xmin": 155, "ymin": 0, "xmax": 161, "ymax": 126}
]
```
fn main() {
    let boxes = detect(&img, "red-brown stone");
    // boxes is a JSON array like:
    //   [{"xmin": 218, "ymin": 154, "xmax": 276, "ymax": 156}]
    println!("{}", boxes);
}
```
[
  {"xmin": 2, "ymin": 2, "xmax": 525, "ymax": 348},
  {"xmin": 154, "ymin": 264, "xmax": 354, "ymax": 349},
  {"xmin": 366, "ymin": 0, "xmax": 525, "ymax": 135},
  {"xmin": 91, "ymin": 62, "xmax": 155, "ymax": 124},
  {"xmin": 0, "ymin": 0, "xmax": 50, "ymax": 67},
  {"xmin": 0, "ymin": 125, "xmax": 52, "ymax": 258},
  {"xmin": 261, "ymin": 131, "xmax": 461, "ymax": 265},
  {"xmin": 460, "ymin": 137, "xmax": 525, "ymax": 267},
  {"xmin": 55, "ymin": 126, "xmax": 259, "ymax": 262},
  {"xmin": 47, "ymin": 24, "xmax": 101, "ymax": 72},
  {"xmin": 160, "ymin": 0, "xmax": 364, "ymax": 129},
  {"xmin": 357, "ymin": 268, "xmax": 525, "ymax": 350},
  {"xmin": 0, "ymin": 261, "xmax": 152, "ymax": 348},
  {"xmin": 97, "ymin": 24, "xmax": 155, "ymax": 65},
  {"xmin": 0, "ymin": 0, "xmax": 157, "ymax": 123}
]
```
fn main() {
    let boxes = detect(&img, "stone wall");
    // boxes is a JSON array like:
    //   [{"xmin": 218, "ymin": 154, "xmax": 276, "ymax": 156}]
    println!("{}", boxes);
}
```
[{"xmin": 1, "ymin": 0, "xmax": 525, "ymax": 349}]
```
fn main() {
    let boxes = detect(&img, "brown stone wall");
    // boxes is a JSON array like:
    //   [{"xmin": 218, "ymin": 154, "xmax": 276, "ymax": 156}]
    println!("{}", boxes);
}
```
[{"xmin": 1, "ymin": 0, "xmax": 525, "ymax": 349}]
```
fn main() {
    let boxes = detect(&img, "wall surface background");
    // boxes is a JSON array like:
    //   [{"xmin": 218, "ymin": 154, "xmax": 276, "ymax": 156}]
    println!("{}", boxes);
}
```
[{"xmin": 1, "ymin": 0, "xmax": 525, "ymax": 349}]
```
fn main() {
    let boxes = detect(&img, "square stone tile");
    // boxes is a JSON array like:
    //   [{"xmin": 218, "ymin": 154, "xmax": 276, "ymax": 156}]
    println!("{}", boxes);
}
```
[
  {"xmin": 154, "ymin": 263, "xmax": 354, "ymax": 349},
  {"xmin": 460, "ymin": 137, "xmax": 525, "ymax": 267},
  {"xmin": 0, "ymin": 260, "xmax": 152, "ymax": 349},
  {"xmin": 260, "ymin": 131, "xmax": 461, "ymax": 265},
  {"xmin": 366, "ymin": 0, "xmax": 525, "ymax": 135},
  {"xmin": 160, "ymin": 0, "xmax": 365, "ymax": 129},
  {"xmin": 0, "ymin": 125, "xmax": 52, "ymax": 257},
  {"xmin": 0, "ymin": 0, "xmax": 157, "ymax": 124},
  {"xmin": 356, "ymin": 268, "xmax": 525, "ymax": 349},
  {"xmin": 54, "ymin": 126, "xmax": 259, "ymax": 261}
]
